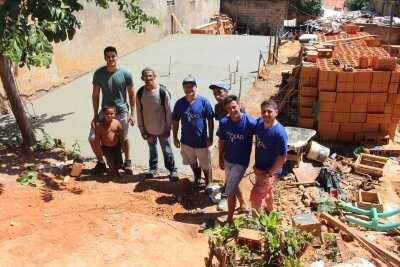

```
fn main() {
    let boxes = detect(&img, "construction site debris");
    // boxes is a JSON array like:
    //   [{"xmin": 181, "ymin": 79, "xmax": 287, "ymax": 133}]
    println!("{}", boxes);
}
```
[
  {"xmin": 293, "ymin": 161, "xmax": 321, "ymax": 185},
  {"xmin": 306, "ymin": 141, "xmax": 330, "ymax": 162},
  {"xmin": 357, "ymin": 190, "xmax": 384, "ymax": 212},
  {"xmin": 354, "ymin": 153, "xmax": 388, "ymax": 177}
]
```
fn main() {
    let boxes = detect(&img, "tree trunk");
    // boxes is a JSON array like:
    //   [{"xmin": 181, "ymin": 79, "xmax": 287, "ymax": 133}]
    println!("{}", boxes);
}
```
[{"xmin": 0, "ymin": 55, "xmax": 35, "ymax": 148}]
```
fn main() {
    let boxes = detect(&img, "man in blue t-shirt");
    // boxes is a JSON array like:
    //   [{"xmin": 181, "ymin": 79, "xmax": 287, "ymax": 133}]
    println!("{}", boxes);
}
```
[
  {"xmin": 172, "ymin": 76, "xmax": 215, "ymax": 188},
  {"xmin": 217, "ymin": 95, "xmax": 256, "ymax": 224},
  {"xmin": 250, "ymin": 99, "xmax": 288, "ymax": 213}
]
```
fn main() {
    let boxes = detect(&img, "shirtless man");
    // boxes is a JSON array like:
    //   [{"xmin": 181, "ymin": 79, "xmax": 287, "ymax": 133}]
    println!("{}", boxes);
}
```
[{"xmin": 95, "ymin": 105, "xmax": 126, "ymax": 176}]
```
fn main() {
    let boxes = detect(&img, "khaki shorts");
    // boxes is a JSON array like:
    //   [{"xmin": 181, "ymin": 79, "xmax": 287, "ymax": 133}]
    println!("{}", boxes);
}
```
[
  {"xmin": 88, "ymin": 112, "xmax": 129, "ymax": 141},
  {"xmin": 180, "ymin": 144, "xmax": 211, "ymax": 171}
]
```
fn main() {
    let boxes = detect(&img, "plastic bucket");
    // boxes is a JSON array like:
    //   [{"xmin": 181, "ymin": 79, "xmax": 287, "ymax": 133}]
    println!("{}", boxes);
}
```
[{"xmin": 306, "ymin": 141, "xmax": 330, "ymax": 162}]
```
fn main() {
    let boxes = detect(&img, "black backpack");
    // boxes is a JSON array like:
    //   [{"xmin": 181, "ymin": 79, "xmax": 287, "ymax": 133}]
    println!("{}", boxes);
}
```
[{"xmin": 137, "ymin": 84, "xmax": 171, "ymax": 122}]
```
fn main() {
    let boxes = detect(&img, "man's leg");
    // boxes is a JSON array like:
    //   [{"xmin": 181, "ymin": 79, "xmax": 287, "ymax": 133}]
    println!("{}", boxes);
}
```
[
  {"xmin": 88, "ymin": 127, "xmax": 106, "ymax": 174},
  {"xmin": 159, "ymin": 135, "xmax": 178, "ymax": 181},
  {"xmin": 180, "ymin": 144, "xmax": 201, "ymax": 187},
  {"xmin": 225, "ymin": 162, "xmax": 247, "ymax": 223},
  {"xmin": 197, "ymin": 147, "xmax": 213, "ymax": 187},
  {"xmin": 147, "ymin": 135, "xmax": 158, "ymax": 170},
  {"xmin": 264, "ymin": 176, "xmax": 276, "ymax": 213},
  {"xmin": 250, "ymin": 175, "xmax": 267, "ymax": 212},
  {"xmin": 117, "ymin": 114, "xmax": 132, "ymax": 174},
  {"xmin": 236, "ymin": 188, "xmax": 247, "ymax": 210}
]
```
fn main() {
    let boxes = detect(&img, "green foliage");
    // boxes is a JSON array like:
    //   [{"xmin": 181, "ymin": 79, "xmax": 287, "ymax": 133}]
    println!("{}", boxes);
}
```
[
  {"xmin": 17, "ymin": 169, "xmax": 38, "ymax": 186},
  {"xmin": 66, "ymin": 140, "xmax": 82, "ymax": 161},
  {"xmin": 206, "ymin": 212, "xmax": 312, "ymax": 267},
  {"xmin": 292, "ymin": 0, "xmax": 322, "ymax": 16},
  {"xmin": 33, "ymin": 129, "xmax": 65, "ymax": 152},
  {"xmin": 0, "ymin": 0, "xmax": 159, "ymax": 67},
  {"xmin": 346, "ymin": 0, "xmax": 368, "ymax": 11}
]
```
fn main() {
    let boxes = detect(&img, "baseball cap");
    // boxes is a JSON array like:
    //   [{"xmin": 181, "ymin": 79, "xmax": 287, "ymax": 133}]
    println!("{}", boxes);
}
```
[
  {"xmin": 182, "ymin": 75, "xmax": 197, "ymax": 86},
  {"xmin": 209, "ymin": 81, "xmax": 230, "ymax": 91}
]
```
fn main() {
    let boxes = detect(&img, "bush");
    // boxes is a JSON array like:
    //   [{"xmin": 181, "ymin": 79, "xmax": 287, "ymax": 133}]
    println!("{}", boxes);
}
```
[
  {"xmin": 292, "ymin": 0, "xmax": 322, "ymax": 16},
  {"xmin": 346, "ymin": 0, "xmax": 369, "ymax": 11}
]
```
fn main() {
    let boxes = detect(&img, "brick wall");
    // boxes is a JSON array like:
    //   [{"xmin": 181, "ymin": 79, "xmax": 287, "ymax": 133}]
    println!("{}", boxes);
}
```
[{"xmin": 220, "ymin": 0, "xmax": 289, "ymax": 35}]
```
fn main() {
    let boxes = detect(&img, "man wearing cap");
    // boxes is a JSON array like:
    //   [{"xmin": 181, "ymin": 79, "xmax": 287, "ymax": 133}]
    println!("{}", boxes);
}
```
[
  {"xmin": 172, "ymin": 76, "xmax": 215, "ymax": 188},
  {"xmin": 209, "ymin": 81, "xmax": 230, "ymax": 121}
]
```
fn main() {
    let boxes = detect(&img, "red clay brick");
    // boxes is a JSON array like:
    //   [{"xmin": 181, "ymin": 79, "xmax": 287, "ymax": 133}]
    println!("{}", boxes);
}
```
[
  {"xmin": 354, "ymin": 71, "xmax": 372, "ymax": 83},
  {"xmin": 298, "ymin": 117, "xmax": 314, "ymax": 128},
  {"xmin": 340, "ymin": 122, "xmax": 363, "ymax": 133},
  {"xmin": 334, "ymin": 112, "xmax": 350, "ymax": 123},
  {"xmin": 385, "ymin": 104, "xmax": 394, "ymax": 114},
  {"xmin": 301, "ymin": 86, "xmax": 318, "ymax": 97},
  {"xmin": 301, "ymin": 66, "xmax": 318, "ymax": 79},
  {"xmin": 350, "ymin": 113, "xmax": 367, "ymax": 123},
  {"xmin": 301, "ymin": 78, "xmax": 318, "ymax": 87},
  {"xmin": 396, "ymin": 95, "xmax": 400, "ymax": 104},
  {"xmin": 368, "ymin": 93, "xmax": 387, "ymax": 104},
  {"xmin": 337, "ymin": 93, "xmax": 354, "ymax": 103},
  {"xmin": 355, "ymin": 132, "xmax": 365, "ymax": 142},
  {"xmin": 318, "ymin": 122, "xmax": 339, "ymax": 133},
  {"xmin": 393, "ymin": 105, "xmax": 400, "ymax": 115},
  {"xmin": 367, "ymin": 104, "xmax": 385, "ymax": 113},
  {"xmin": 367, "ymin": 114, "xmax": 385, "ymax": 123},
  {"xmin": 335, "ymin": 102, "xmax": 351, "ymax": 113},
  {"xmin": 299, "ymin": 96, "xmax": 316, "ymax": 107},
  {"xmin": 338, "ymin": 72, "xmax": 354, "ymax": 83},
  {"xmin": 387, "ymin": 94, "xmax": 398, "ymax": 104},
  {"xmin": 388, "ymin": 83, "xmax": 399, "ymax": 94},
  {"xmin": 372, "ymin": 71, "xmax": 391, "ymax": 84},
  {"xmin": 319, "ymin": 102, "xmax": 335, "ymax": 112},
  {"xmin": 318, "ymin": 111, "xmax": 333, "ymax": 122},
  {"xmin": 319, "ymin": 92, "xmax": 336, "ymax": 102},
  {"xmin": 299, "ymin": 106, "xmax": 313, "ymax": 118},
  {"xmin": 380, "ymin": 123, "xmax": 397, "ymax": 139},
  {"xmin": 353, "ymin": 82, "xmax": 370, "ymax": 92},
  {"xmin": 391, "ymin": 71, "xmax": 400, "ymax": 83},
  {"xmin": 318, "ymin": 80, "xmax": 336, "ymax": 91},
  {"xmin": 353, "ymin": 93, "xmax": 369, "ymax": 104},
  {"xmin": 383, "ymin": 114, "xmax": 392, "ymax": 123},
  {"xmin": 362, "ymin": 123, "xmax": 379, "ymax": 132},
  {"xmin": 370, "ymin": 83, "xmax": 388, "ymax": 93},
  {"xmin": 351, "ymin": 104, "xmax": 367, "ymax": 113}
]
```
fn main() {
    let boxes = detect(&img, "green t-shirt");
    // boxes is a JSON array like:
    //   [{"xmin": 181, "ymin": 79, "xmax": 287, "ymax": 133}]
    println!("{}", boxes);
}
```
[{"xmin": 92, "ymin": 66, "xmax": 133, "ymax": 114}]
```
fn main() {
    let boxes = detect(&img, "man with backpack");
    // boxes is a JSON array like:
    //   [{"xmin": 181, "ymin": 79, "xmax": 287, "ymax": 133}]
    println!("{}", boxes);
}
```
[{"xmin": 136, "ymin": 68, "xmax": 179, "ymax": 181}]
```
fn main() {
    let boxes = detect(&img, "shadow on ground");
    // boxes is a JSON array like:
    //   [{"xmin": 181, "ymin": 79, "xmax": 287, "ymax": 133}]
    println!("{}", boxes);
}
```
[{"xmin": 0, "ymin": 112, "xmax": 74, "ymax": 147}]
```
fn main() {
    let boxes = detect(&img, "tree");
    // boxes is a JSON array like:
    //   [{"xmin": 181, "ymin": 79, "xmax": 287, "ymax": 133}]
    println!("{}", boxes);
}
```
[
  {"xmin": 292, "ymin": 0, "xmax": 322, "ymax": 16},
  {"xmin": 0, "ymin": 0, "xmax": 159, "ymax": 149},
  {"xmin": 346, "ymin": 0, "xmax": 369, "ymax": 11}
]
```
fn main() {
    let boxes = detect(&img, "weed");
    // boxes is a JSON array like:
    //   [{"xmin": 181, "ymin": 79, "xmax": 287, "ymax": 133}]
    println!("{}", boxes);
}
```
[
  {"xmin": 66, "ymin": 140, "xmax": 82, "ymax": 162},
  {"xmin": 17, "ymin": 169, "xmax": 38, "ymax": 186}
]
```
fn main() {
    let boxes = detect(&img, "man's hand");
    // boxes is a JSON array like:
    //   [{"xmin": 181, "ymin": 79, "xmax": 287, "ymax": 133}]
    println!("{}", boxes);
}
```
[
  {"xmin": 219, "ymin": 157, "xmax": 225, "ymax": 170},
  {"xmin": 173, "ymin": 137, "xmax": 181, "ymax": 148},
  {"xmin": 128, "ymin": 114, "xmax": 135, "ymax": 126},
  {"xmin": 206, "ymin": 137, "xmax": 213, "ymax": 147}
]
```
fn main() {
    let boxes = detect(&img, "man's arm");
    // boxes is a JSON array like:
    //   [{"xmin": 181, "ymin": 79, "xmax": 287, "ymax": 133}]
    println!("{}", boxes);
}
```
[
  {"xmin": 267, "ymin": 155, "xmax": 287, "ymax": 177},
  {"xmin": 207, "ymin": 118, "xmax": 214, "ymax": 146},
  {"xmin": 136, "ymin": 93, "xmax": 145, "ymax": 136},
  {"xmin": 218, "ymin": 139, "xmax": 225, "ymax": 170},
  {"xmin": 127, "ymin": 84, "xmax": 136, "ymax": 126},
  {"xmin": 118, "ymin": 121, "xmax": 126, "ymax": 150},
  {"xmin": 172, "ymin": 120, "xmax": 180, "ymax": 148},
  {"xmin": 92, "ymin": 85, "xmax": 101, "ymax": 127},
  {"xmin": 164, "ymin": 92, "xmax": 173, "ymax": 136},
  {"xmin": 94, "ymin": 123, "xmax": 103, "ymax": 157}
]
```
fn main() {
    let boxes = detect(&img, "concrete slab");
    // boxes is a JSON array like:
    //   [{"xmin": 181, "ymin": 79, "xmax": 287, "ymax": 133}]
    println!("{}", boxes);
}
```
[{"xmin": 22, "ymin": 34, "xmax": 270, "ymax": 172}]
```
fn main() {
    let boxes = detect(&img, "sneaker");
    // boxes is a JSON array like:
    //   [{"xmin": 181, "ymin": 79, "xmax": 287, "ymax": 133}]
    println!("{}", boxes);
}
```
[
  {"xmin": 91, "ymin": 161, "xmax": 107, "ymax": 175},
  {"xmin": 169, "ymin": 170, "xmax": 179, "ymax": 182},
  {"xmin": 123, "ymin": 159, "xmax": 133, "ymax": 175}
]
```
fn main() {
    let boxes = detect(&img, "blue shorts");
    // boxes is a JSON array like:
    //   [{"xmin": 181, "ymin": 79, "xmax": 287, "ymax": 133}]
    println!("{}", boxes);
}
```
[{"xmin": 224, "ymin": 160, "xmax": 247, "ymax": 195}]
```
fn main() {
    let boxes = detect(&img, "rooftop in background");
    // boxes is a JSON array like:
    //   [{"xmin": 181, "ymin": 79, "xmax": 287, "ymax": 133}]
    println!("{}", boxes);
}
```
[{"xmin": 324, "ymin": 0, "xmax": 345, "ymax": 11}]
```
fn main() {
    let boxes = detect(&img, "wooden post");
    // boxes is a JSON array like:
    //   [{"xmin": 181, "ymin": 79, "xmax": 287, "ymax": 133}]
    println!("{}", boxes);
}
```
[
  {"xmin": 168, "ymin": 56, "xmax": 172, "ymax": 76},
  {"xmin": 268, "ymin": 33, "xmax": 272, "ymax": 64},
  {"xmin": 238, "ymin": 76, "xmax": 243, "ymax": 100},
  {"xmin": 0, "ymin": 55, "xmax": 35, "ymax": 148}
]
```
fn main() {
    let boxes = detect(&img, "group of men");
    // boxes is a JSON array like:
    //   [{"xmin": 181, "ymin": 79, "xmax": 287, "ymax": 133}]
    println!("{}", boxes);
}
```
[{"xmin": 89, "ymin": 46, "xmax": 288, "ymax": 222}]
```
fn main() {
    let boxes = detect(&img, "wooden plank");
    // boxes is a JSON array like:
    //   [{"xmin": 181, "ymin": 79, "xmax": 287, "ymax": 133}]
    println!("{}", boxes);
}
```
[{"xmin": 320, "ymin": 212, "xmax": 400, "ymax": 267}]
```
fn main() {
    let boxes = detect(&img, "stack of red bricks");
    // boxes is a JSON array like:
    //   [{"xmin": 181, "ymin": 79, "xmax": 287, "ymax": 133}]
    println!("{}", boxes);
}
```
[{"xmin": 298, "ymin": 66, "xmax": 400, "ymax": 142}]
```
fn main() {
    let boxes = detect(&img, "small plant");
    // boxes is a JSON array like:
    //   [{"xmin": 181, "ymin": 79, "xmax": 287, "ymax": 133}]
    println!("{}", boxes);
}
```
[
  {"xmin": 66, "ymin": 140, "xmax": 82, "ymax": 162},
  {"xmin": 33, "ymin": 129, "xmax": 65, "ymax": 152},
  {"xmin": 17, "ymin": 169, "xmax": 38, "ymax": 186}
]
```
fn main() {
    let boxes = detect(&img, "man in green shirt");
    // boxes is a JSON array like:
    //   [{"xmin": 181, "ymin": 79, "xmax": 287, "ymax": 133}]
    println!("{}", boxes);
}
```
[{"xmin": 88, "ymin": 46, "xmax": 136, "ymax": 175}]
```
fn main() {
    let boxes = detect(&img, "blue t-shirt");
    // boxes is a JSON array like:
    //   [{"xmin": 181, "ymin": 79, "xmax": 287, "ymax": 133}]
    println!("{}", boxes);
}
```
[
  {"xmin": 255, "ymin": 119, "xmax": 288, "ymax": 176},
  {"xmin": 172, "ymin": 96, "xmax": 214, "ymax": 148},
  {"xmin": 217, "ymin": 113, "xmax": 257, "ymax": 167}
]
